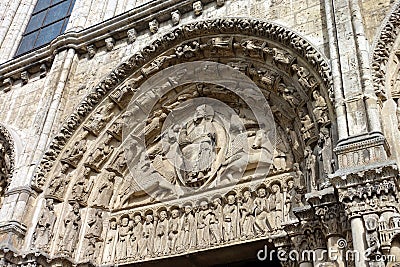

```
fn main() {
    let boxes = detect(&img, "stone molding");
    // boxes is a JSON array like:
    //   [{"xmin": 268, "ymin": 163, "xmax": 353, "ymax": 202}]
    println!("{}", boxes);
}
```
[{"xmin": 0, "ymin": 0, "xmax": 215, "ymax": 85}]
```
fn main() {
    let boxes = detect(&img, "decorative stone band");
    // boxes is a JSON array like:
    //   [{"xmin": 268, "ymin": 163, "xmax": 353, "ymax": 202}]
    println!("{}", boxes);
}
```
[
  {"xmin": 371, "ymin": 1, "xmax": 400, "ymax": 99},
  {"xmin": 329, "ymin": 163, "xmax": 399, "ymax": 217},
  {"xmin": 95, "ymin": 173, "xmax": 300, "ymax": 265},
  {"xmin": 32, "ymin": 18, "xmax": 332, "ymax": 191},
  {"xmin": 333, "ymin": 132, "xmax": 389, "ymax": 170}
]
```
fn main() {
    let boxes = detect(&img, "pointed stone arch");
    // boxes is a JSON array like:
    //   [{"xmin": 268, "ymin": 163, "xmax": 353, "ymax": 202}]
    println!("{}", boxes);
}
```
[
  {"xmin": 29, "ymin": 18, "xmax": 337, "ymax": 265},
  {"xmin": 33, "ymin": 18, "xmax": 333, "ymax": 191},
  {"xmin": 371, "ymin": 1, "xmax": 400, "ymax": 99}
]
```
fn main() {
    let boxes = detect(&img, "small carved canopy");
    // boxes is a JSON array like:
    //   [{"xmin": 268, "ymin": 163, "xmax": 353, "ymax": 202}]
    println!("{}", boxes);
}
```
[{"xmin": 0, "ymin": 124, "xmax": 14, "ymax": 198}]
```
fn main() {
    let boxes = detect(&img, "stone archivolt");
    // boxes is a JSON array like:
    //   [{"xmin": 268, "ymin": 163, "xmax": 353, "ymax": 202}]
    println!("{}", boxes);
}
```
[
  {"xmin": 0, "ymin": 124, "xmax": 14, "ymax": 206},
  {"xmin": 371, "ymin": 1, "xmax": 400, "ymax": 99},
  {"xmin": 26, "ymin": 20, "xmax": 338, "ymax": 266}
]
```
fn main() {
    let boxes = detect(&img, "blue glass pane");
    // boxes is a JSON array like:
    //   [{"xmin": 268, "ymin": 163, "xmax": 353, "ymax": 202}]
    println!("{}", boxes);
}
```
[
  {"xmin": 43, "ymin": 1, "xmax": 70, "ymax": 25},
  {"xmin": 16, "ymin": 32, "xmax": 38, "ymax": 55},
  {"xmin": 33, "ymin": 0, "xmax": 51, "ymax": 13},
  {"xmin": 51, "ymin": 0, "xmax": 65, "ymax": 5},
  {"xmin": 67, "ymin": 0, "xmax": 75, "ymax": 15},
  {"xmin": 35, "ymin": 20, "xmax": 63, "ymax": 47},
  {"xmin": 25, "ymin": 11, "xmax": 46, "ymax": 33}
]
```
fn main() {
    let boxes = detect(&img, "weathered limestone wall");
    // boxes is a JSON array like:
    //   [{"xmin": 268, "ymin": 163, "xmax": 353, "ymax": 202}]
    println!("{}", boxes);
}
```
[{"xmin": 361, "ymin": 0, "xmax": 394, "ymax": 44}]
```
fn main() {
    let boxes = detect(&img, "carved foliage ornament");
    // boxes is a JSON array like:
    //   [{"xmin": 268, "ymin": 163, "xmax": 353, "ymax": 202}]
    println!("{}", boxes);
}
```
[
  {"xmin": 0, "ymin": 124, "xmax": 14, "ymax": 200},
  {"xmin": 33, "ymin": 18, "xmax": 332, "ymax": 191}
]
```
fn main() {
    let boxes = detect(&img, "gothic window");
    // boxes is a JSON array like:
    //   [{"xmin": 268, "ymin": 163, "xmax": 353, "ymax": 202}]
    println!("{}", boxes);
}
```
[{"xmin": 15, "ymin": 0, "xmax": 76, "ymax": 56}]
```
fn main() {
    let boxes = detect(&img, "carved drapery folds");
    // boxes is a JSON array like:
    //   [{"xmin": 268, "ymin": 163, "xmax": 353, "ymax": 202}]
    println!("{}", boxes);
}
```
[{"xmin": 29, "ymin": 19, "xmax": 335, "ymax": 265}]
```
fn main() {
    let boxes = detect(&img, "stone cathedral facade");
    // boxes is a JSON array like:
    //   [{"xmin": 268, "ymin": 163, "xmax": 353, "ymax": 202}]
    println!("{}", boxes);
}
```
[{"xmin": 0, "ymin": 0, "xmax": 400, "ymax": 266}]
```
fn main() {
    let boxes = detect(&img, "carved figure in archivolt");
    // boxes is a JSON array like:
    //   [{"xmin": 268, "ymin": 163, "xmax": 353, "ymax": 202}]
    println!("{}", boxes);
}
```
[
  {"xmin": 85, "ymin": 210, "xmax": 103, "ymax": 260},
  {"xmin": 86, "ymin": 142, "xmax": 114, "ymax": 172},
  {"xmin": 71, "ymin": 167, "xmax": 93, "ymax": 204},
  {"xmin": 59, "ymin": 203, "xmax": 81, "ymax": 255},
  {"xmin": 48, "ymin": 163, "xmax": 69, "ymax": 199},
  {"xmin": 312, "ymin": 90, "xmax": 330, "ymax": 125},
  {"xmin": 285, "ymin": 179, "xmax": 303, "ymax": 221},
  {"xmin": 84, "ymin": 102, "xmax": 115, "ymax": 136},
  {"xmin": 61, "ymin": 138, "xmax": 87, "ymax": 168},
  {"xmin": 305, "ymin": 146, "xmax": 317, "ymax": 191},
  {"xmin": 318, "ymin": 127, "xmax": 333, "ymax": 188},
  {"xmin": 33, "ymin": 199, "xmax": 56, "ymax": 252},
  {"xmin": 93, "ymin": 171, "xmax": 115, "ymax": 208}
]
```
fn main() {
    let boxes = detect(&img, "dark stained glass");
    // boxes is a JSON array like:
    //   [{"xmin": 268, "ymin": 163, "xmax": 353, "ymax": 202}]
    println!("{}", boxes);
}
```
[
  {"xmin": 17, "ymin": 32, "xmax": 39, "ymax": 55},
  {"xmin": 25, "ymin": 11, "xmax": 46, "ymax": 34},
  {"xmin": 43, "ymin": 1, "xmax": 70, "ymax": 25},
  {"xmin": 35, "ymin": 20, "xmax": 64, "ymax": 47},
  {"xmin": 15, "ymin": 0, "xmax": 76, "ymax": 56},
  {"xmin": 33, "ymin": 0, "xmax": 51, "ymax": 13}
]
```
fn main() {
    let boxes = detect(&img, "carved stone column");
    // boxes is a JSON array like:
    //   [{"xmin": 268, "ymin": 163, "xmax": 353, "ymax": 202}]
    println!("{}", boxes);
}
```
[{"xmin": 309, "ymin": 188, "xmax": 347, "ymax": 267}]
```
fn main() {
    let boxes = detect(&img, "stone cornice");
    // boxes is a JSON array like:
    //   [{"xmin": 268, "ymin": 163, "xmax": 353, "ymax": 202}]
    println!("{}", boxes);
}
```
[{"xmin": 0, "ymin": 0, "xmax": 213, "ymax": 83}]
